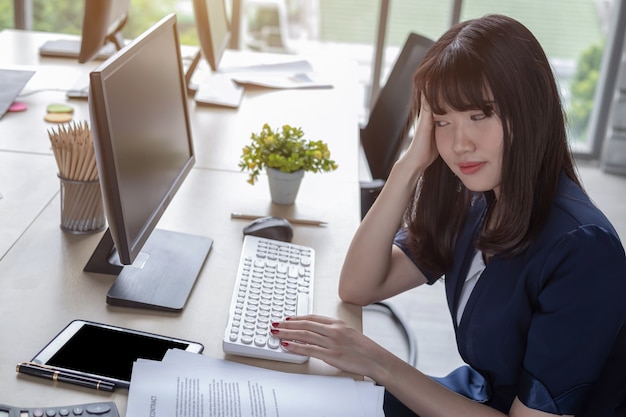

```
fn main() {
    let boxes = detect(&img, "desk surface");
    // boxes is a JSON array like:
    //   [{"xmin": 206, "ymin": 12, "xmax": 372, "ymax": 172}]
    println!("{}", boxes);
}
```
[{"xmin": 0, "ymin": 29, "xmax": 362, "ymax": 414}]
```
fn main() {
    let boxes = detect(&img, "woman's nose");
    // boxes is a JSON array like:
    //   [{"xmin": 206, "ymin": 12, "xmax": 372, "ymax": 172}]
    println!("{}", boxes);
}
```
[{"xmin": 452, "ymin": 126, "xmax": 474, "ymax": 153}]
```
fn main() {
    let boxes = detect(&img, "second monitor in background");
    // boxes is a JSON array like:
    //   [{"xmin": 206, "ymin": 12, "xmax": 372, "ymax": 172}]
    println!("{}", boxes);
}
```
[
  {"xmin": 187, "ymin": 0, "xmax": 331, "ymax": 108},
  {"xmin": 187, "ymin": 0, "xmax": 244, "ymax": 108},
  {"xmin": 193, "ymin": 0, "xmax": 231, "ymax": 71},
  {"xmin": 39, "ymin": 0, "xmax": 130, "ymax": 63}
]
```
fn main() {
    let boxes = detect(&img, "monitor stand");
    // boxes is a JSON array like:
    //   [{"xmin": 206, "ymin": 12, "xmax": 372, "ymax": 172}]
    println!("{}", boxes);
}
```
[
  {"xmin": 184, "ymin": 50, "xmax": 244, "ymax": 108},
  {"xmin": 84, "ymin": 228, "xmax": 213, "ymax": 312}
]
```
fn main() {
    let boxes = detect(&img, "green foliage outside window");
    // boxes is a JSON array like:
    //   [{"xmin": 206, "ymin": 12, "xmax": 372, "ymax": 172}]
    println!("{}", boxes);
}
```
[
  {"xmin": 4, "ymin": 0, "xmax": 201, "ymax": 47},
  {"xmin": 0, "ymin": 2, "xmax": 14, "ymax": 30},
  {"xmin": 30, "ymin": 0, "xmax": 167, "ymax": 36},
  {"xmin": 567, "ymin": 43, "xmax": 604, "ymax": 142}
]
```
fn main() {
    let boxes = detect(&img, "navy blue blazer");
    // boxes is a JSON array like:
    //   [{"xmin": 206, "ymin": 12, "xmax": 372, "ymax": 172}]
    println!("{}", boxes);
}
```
[{"xmin": 395, "ymin": 174, "xmax": 626, "ymax": 416}]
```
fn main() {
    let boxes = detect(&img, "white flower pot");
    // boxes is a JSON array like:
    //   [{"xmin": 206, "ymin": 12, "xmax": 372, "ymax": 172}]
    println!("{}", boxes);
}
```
[{"xmin": 267, "ymin": 168, "xmax": 304, "ymax": 205}]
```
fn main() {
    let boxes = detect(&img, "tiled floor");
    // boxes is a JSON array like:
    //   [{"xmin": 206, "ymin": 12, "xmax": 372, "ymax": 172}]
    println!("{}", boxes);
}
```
[{"xmin": 363, "ymin": 161, "xmax": 626, "ymax": 377}]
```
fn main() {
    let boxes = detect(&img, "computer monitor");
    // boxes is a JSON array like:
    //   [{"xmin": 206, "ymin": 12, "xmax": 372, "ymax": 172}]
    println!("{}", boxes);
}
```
[
  {"xmin": 38, "ymin": 0, "xmax": 130, "ymax": 63},
  {"xmin": 84, "ymin": 13, "xmax": 213, "ymax": 312},
  {"xmin": 192, "ymin": 0, "xmax": 232, "ymax": 72},
  {"xmin": 184, "ymin": 0, "xmax": 246, "ymax": 107}
]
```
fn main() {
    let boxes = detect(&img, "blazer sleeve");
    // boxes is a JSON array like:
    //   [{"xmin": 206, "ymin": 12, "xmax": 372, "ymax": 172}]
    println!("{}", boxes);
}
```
[
  {"xmin": 393, "ymin": 228, "xmax": 440, "ymax": 284},
  {"xmin": 518, "ymin": 224, "xmax": 626, "ymax": 415}
]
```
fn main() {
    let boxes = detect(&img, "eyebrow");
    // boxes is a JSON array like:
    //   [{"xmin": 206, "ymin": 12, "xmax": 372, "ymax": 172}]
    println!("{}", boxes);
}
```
[{"xmin": 432, "ymin": 103, "xmax": 496, "ymax": 115}]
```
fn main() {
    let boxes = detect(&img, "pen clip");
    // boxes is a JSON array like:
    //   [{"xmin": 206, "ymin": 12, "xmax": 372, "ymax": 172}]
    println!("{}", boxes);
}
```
[{"xmin": 16, "ymin": 361, "xmax": 49, "ymax": 373}]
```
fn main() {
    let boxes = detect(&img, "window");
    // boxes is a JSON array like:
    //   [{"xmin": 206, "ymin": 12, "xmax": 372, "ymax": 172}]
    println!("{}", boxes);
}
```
[{"xmin": 458, "ymin": 0, "xmax": 613, "ymax": 155}]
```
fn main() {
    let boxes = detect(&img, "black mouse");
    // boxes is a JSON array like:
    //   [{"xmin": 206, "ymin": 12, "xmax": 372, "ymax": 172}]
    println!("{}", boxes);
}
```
[{"xmin": 242, "ymin": 216, "xmax": 294, "ymax": 242}]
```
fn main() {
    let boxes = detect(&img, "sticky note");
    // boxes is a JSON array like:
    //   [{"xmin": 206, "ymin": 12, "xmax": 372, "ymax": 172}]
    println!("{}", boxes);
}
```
[
  {"xmin": 46, "ymin": 103, "xmax": 74, "ymax": 114},
  {"xmin": 8, "ymin": 101, "xmax": 27, "ymax": 112},
  {"xmin": 44, "ymin": 112, "xmax": 73, "ymax": 123}
]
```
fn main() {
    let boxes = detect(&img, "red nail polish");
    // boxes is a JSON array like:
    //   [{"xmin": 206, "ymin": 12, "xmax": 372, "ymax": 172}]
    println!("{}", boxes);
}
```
[
  {"xmin": 281, "ymin": 341, "xmax": 290, "ymax": 347},
  {"xmin": 285, "ymin": 317, "xmax": 292, "ymax": 321},
  {"xmin": 271, "ymin": 322, "xmax": 280, "ymax": 327},
  {"xmin": 270, "ymin": 328, "xmax": 279, "ymax": 334}
]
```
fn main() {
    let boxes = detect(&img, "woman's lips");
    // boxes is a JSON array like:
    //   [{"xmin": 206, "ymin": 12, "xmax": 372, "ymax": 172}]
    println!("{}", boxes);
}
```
[{"xmin": 458, "ymin": 161, "xmax": 485, "ymax": 175}]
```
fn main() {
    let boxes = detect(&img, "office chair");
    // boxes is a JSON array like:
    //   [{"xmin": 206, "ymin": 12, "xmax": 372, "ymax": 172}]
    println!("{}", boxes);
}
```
[{"xmin": 360, "ymin": 32, "xmax": 435, "ymax": 219}]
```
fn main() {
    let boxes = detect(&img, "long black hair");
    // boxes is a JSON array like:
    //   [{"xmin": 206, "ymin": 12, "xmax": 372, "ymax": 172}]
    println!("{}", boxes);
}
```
[{"xmin": 405, "ymin": 14, "xmax": 580, "ymax": 276}]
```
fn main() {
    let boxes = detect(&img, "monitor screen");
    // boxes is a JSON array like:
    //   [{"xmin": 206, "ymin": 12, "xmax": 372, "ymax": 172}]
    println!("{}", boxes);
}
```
[
  {"xmin": 192, "ymin": 0, "xmax": 232, "ymax": 71},
  {"xmin": 85, "ymin": 13, "xmax": 213, "ymax": 312}
]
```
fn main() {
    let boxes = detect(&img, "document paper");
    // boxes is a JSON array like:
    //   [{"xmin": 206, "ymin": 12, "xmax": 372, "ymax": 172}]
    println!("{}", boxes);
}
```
[{"xmin": 126, "ymin": 349, "xmax": 384, "ymax": 417}]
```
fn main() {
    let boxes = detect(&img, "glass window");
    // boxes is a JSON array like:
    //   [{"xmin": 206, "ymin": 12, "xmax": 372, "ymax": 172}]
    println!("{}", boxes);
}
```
[
  {"xmin": 314, "ymin": 0, "xmax": 612, "ymax": 152},
  {"xmin": 459, "ymin": 0, "xmax": 613, "ymax": 153},
  {"xmin": 273, "ymin": 0, "xmax": 613, "ymax": 153}
]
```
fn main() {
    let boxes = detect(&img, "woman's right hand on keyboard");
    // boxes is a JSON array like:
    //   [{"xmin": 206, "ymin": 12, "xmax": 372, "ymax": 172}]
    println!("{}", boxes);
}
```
[{"xmin": 271, "ymin": 314, "xmax": 396, "ymax": 382}]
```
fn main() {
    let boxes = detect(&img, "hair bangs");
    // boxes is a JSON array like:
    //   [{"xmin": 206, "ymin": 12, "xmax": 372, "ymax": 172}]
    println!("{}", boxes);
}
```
[{"xmin": 418, "ymin": 44, "xmax": 493, "ymax": 115}]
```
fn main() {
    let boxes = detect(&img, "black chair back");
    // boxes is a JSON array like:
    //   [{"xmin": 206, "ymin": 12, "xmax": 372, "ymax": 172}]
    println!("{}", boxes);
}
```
[{"xmin": 360, "ymin": 33, "xmax": 434, "ymax": 218}]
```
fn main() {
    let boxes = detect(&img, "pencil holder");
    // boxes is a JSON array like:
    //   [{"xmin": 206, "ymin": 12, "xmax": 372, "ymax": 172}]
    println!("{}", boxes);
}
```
[
  {"xmin": 58, "ymin": 175, "xmax": 106, "ymax": 234},
  {"xmin": 48, "ymin": 121, "xmax": 104, "ymax": 234}
]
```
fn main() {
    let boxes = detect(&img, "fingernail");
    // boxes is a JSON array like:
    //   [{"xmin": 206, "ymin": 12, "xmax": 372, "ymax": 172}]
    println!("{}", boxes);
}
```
[
  {"xmin": 270, "ymin": 328, "xmax": 279, "ymax": 334},
  {"xmin": 271, "ymin": 322, "xmax": 280, "ymax": 327},
  {"xmin": 281, "ymin": 341, "xmax": 290, "ymax": 347},
  {"xmin": 285, "ymin": 317, "xmax": 292, "ymax": 321}
]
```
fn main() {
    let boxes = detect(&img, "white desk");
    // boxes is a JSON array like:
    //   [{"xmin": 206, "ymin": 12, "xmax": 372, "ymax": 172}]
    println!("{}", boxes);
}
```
[{"xmin": 0, "ymin": 29, "xmax": 362, "ymax": 414}]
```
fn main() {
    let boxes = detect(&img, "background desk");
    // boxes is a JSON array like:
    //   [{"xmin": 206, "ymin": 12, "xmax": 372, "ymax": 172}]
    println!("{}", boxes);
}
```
[{"xmin": 0, "ymin": 29, "xmax": 362, "ymax": 414}]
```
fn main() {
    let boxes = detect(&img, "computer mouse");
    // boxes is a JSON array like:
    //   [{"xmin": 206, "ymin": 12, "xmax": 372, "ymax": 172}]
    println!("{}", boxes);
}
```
[{"xmin": 242, "ymin": 216, "xmax": 294, "ymax": 242}]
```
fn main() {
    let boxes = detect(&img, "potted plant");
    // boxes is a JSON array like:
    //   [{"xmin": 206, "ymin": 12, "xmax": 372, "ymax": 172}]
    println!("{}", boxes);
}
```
[{"xmin": 239, "ymin": 123, "xmax": 338, "ymax": 204}]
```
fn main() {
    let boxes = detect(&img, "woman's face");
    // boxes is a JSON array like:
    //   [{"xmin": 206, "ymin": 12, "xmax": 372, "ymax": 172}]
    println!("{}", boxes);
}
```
[{"xmin": 433, "ymin": 106, "xmax": 504, "ymax": 199}]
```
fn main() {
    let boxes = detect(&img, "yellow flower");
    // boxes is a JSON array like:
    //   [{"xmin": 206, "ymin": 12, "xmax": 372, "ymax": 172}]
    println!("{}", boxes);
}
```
[
  {"xmin": 265, "ymin": 135, "xmax": 274, "ymax": 145},
  {"xmin": 313, "ymin": 150, "xmax": 322, "ymax": 160},
  {"xmin": 247, "ymin": 162, "xmax": 257, "ymax": 170}
]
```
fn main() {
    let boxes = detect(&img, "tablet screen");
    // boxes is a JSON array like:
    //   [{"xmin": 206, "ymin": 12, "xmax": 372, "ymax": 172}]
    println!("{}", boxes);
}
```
[
  {"xmin": 23, "ymin": 320, "xmax": 204, "ymax": 389},
  {"xmin": 47, "ymin": 323, "xmax": 188, "ymax": 381}
]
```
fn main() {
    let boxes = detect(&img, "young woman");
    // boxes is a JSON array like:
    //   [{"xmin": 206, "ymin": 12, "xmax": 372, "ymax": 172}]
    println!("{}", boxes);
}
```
[{"xmin": 269, "ymin": 14, "xmax": 626, "ymax": 417}]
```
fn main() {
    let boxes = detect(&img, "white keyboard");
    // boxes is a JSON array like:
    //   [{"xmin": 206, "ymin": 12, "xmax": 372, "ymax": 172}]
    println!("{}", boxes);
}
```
[
  {"xmin": 194, "ymin": 73, "xmax": 244, "ymax": 108},
  {"xmin": 223, "ymin": 235, "xmax": 314, "ymax": 363}
]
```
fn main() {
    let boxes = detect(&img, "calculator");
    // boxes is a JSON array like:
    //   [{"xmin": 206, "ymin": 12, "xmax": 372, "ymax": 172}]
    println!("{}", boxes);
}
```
[{"xmin": 0, "ymin": 402, "xmax": 119, "ymax": 417}]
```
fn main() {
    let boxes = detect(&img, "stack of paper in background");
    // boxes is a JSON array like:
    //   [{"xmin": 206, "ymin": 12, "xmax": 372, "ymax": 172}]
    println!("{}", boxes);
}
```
[{"xmin": 127, "ymin": 349, "xmax": 384, "ymax": 417}]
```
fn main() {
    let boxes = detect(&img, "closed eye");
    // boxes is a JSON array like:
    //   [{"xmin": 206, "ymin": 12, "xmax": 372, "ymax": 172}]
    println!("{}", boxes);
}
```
[{"xmin": 432, "ymin": 114, "xmax": 449, "ymax": 127}]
